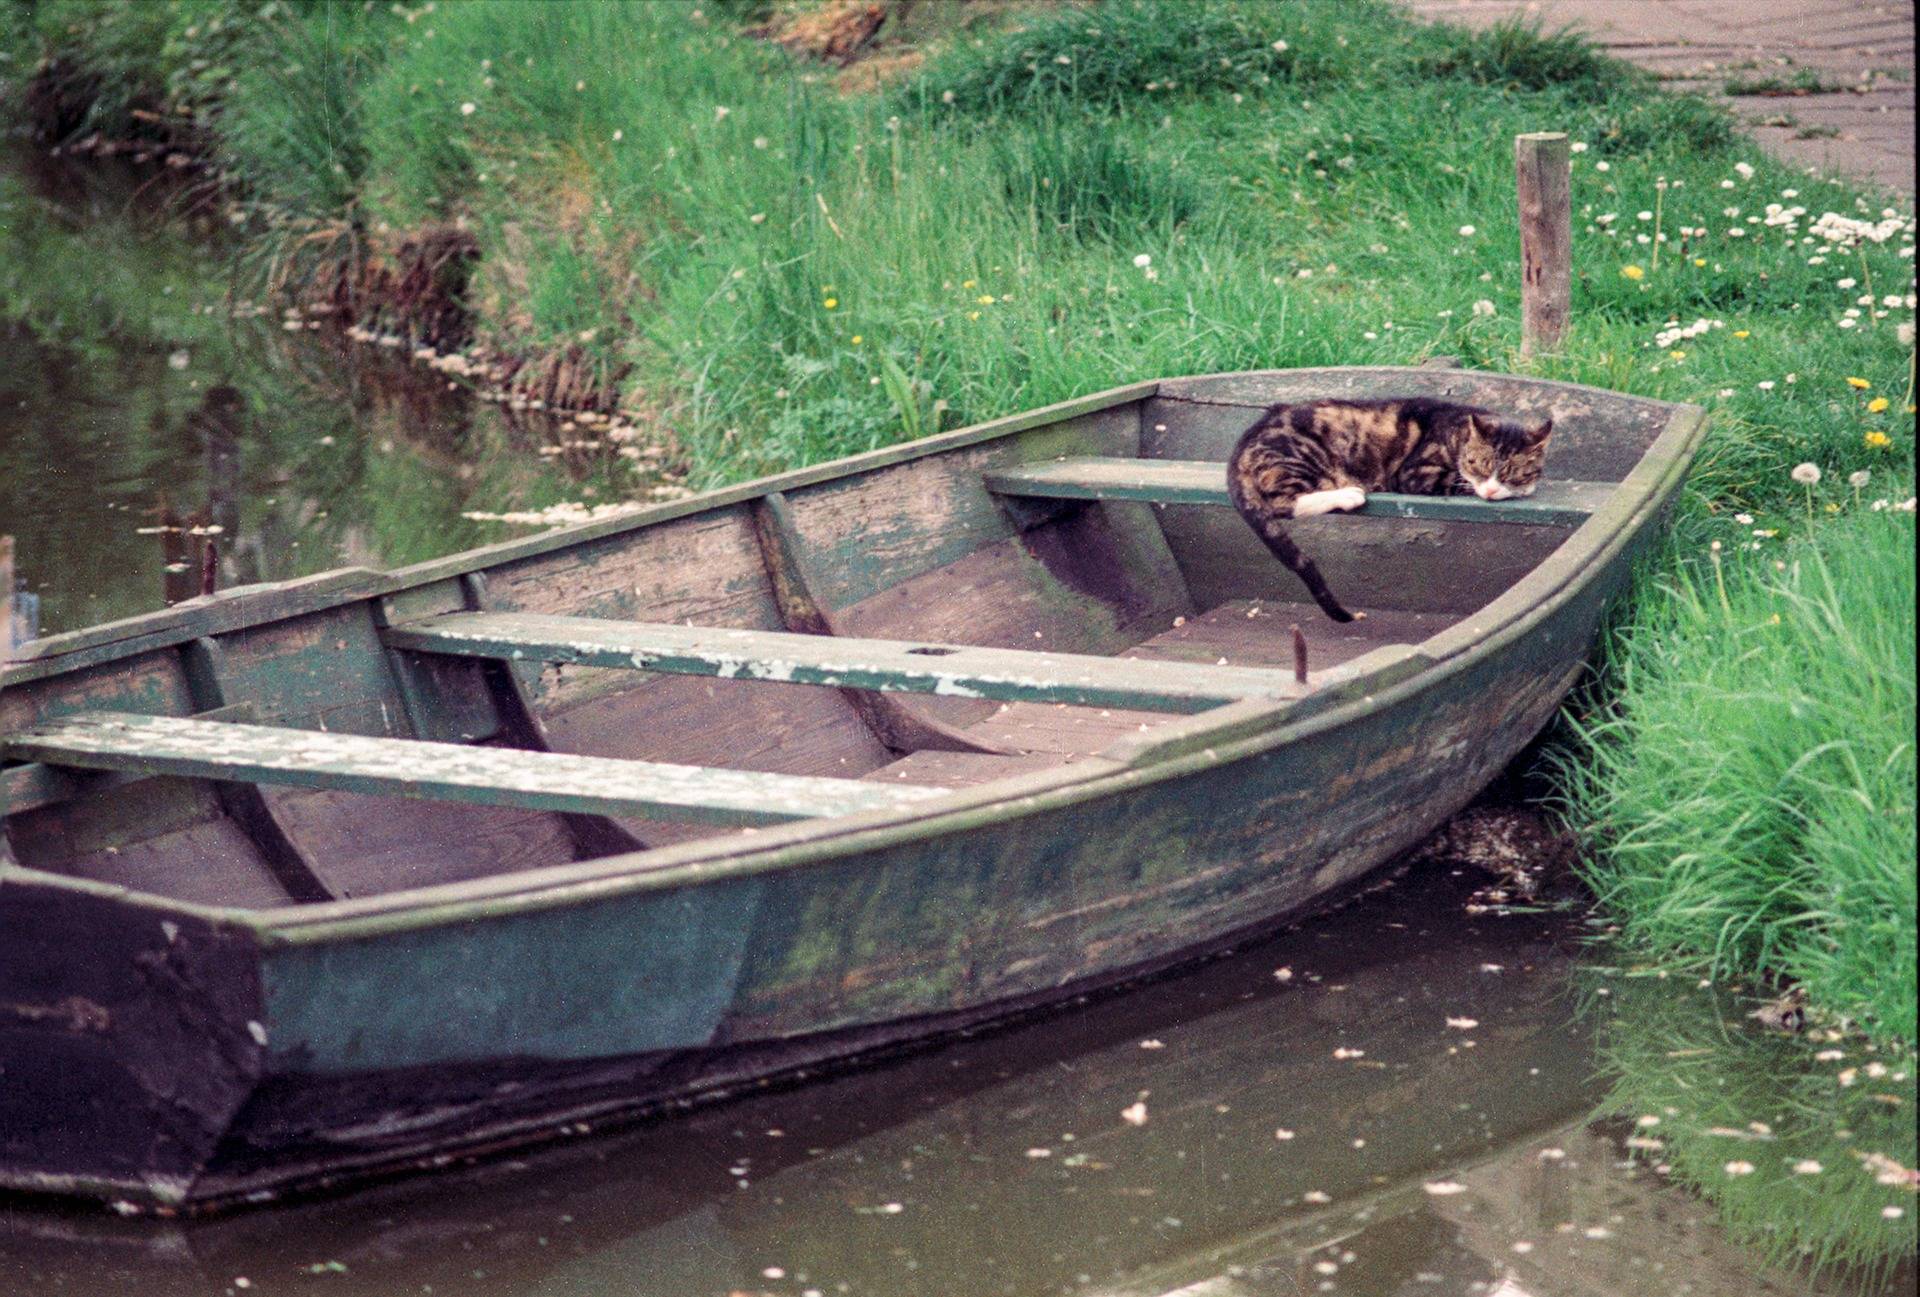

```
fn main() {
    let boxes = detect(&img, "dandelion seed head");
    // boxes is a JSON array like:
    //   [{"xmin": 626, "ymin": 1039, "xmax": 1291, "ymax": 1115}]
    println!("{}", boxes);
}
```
[{"xmin": 1792, "ymin": 463, "xmax": 1822, "ymax": 485}]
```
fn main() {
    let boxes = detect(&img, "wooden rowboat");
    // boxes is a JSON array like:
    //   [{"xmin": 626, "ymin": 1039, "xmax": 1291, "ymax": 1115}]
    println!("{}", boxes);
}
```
[{"xmin": 0, "ymin": 366, "xmax": 1703, "ymax": 1210}]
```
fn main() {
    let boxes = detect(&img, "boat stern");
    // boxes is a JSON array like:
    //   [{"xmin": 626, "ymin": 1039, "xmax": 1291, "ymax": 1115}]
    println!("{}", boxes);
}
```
[{"xmin": 0, "ymin": 870, "xmax": 266, "ymax": 1208}]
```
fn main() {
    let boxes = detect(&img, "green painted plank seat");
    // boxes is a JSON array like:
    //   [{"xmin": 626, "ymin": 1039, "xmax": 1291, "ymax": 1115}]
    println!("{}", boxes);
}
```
[
  {"xmin": 2, "ymin": 712, "xmax": 948, "ymax": 827},
  {"xmin": 382, "ymin": 613, "xmax": 1310, "ymax": 714},
  {"xmin": 982, "ymin": 458, "xmax": 1614, "ymax": 526}
]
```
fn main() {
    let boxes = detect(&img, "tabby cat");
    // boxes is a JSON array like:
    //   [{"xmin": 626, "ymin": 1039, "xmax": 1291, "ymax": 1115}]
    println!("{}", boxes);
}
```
[{"xmin": 1226, "ymin": 397, "xmax": 1553, "ymax": 623}]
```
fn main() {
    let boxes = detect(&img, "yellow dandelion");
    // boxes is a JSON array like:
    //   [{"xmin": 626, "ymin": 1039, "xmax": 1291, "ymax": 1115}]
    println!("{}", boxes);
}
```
[
  {"xmin": 962, "ymin": 279, "xmax": 976, "ymax": 289},
  {"xmin": 1669, "ymin": 349, "xmax": 1686, "ymax": 360},
  {"xmin": 1865, "ymin": 430, "xmax": 1892, "ymax": 448},
  {"xmin": 823, "ymin": 297, "xmax": 838, "ymax": 310},
  {"xmin": 1846, "ymin": 376, "xmax": 1870, "ymax": 389},
  {"xmin": 1769, "ymin": 613, "xmax": 1781, "ymax": 625},
  {"xmin": 850, "ymin": 335, "xmax": 863, "ymax": 345},
  {"xmin": 1621, "ymin": 265, "xmax": 1646, "ymax": 281},
  {"xmin": 1733, "ymin": 329, "xmax": 1750, "ymax": 338},
  {"xmin": 967, "ymin": 310, "xmax": 981, "ymax": 321},
  {"xmin": 1692, "ymin": 258, "xmax": 1707, "ymax": 267},
  {"xmin": 1866, "ymin": 396, "xmax": 1890, "ymax": 412},
  {"xmin": 977, "ymin": 294, "xmax": 995, "ymax": 305}
]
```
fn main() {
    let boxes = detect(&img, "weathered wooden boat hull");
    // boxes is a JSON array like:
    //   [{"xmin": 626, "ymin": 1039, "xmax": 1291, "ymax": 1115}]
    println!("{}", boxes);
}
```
[{"xmin": 0, "ymin": 368, "xmax": 1703, "ymax": 1208}]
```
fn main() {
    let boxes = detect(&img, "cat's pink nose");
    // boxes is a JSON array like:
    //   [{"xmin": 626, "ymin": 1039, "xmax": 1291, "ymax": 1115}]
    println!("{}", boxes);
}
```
[{"xmin": 1475, "ymin": 481, "xmax": 1512, "ymax": 500}]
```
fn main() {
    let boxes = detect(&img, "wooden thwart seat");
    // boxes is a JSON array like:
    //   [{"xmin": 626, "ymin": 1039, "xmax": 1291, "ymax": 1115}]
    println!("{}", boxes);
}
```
[
  {"xmin": 383, "ymin": 612, "xmax": 1309, "ymax": 713},
  {"xmin": 3, "ymin": 712, "xmax": 947, "ymax": 827},
  {"xmin": 982, "ymin": 457, "xmax": 1613, "ymax": 526}
]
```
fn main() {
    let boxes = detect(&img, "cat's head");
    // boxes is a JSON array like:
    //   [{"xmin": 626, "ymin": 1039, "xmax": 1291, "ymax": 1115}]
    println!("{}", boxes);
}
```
[{"xmin": 1460, "ymin": 413, "xmax": 1553, "ymax": 500}]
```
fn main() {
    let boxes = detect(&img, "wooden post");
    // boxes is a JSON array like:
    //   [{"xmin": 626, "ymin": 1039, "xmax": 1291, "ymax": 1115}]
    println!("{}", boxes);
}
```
[
  {"xmin": 1515, "ymin": 131, "xmax": 1571, "ymax": 357},
  {"xmin": 1, "ymin": 535, "xmax": 12, "ymax": 664}
]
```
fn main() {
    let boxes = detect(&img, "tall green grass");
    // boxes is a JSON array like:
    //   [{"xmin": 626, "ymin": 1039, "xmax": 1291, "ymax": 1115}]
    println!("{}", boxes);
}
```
[{"xmin": 1561, "ymin": 510, "xmax": 1917, "ymax": 1044}]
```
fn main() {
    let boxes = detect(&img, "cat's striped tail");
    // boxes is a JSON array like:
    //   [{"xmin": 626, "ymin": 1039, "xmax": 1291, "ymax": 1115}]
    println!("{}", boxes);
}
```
[{"xmin": 1250, "ymin": 518, "xmax": 1358, "ymax": 624}]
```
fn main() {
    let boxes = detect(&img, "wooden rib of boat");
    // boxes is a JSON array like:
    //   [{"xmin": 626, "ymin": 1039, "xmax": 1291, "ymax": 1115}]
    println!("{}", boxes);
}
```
[{"xmin": 0, "ymin": 366, "xmax": 1704, "ymax": 1210}]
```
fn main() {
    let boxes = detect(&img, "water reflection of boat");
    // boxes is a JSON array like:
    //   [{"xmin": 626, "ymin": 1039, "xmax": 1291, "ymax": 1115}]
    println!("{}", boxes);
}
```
[{"xmin": 0, "ymin": 367, "xmax": 1703, "ymax": 1209}]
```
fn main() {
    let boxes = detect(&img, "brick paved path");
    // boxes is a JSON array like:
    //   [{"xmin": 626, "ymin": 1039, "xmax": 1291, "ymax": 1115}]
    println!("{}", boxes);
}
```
[{"xmin": 1405, "ymin": 0, "xmax": 1914, "ymax": 196}]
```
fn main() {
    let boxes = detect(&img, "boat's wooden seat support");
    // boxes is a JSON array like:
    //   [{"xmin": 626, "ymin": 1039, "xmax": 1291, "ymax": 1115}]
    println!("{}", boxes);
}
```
[
  {"xmin": 747, "ymin": 491, "xmax": 1011, "ymax": 756},
  {"xmin": 379, "ymin": 572, "xmax": 650, "ymax": 858},
  {"xmin": 2, "ymin": 712, "xmax": 950, "ymax": 828},
  {"xmin": 381, "ymin": 613, "xmax": 1308, "ymax": 714},
  {"xmin": 982, "ymin": 458, "xmax": 1612, "ymax": 527},
  {"xmin": 178, "ymin": 637, "xmax": 338, "ymax": 902}
]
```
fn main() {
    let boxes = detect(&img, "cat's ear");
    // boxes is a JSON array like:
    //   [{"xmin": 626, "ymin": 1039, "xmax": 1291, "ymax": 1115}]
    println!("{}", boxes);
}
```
[
  {"xmin": 1525, "ymin": 416, "xmax": 1554, "ymax": 445},
  {"xmin": 1465, "ymin": 413, "xmax": 1489, "ymax": 442}
]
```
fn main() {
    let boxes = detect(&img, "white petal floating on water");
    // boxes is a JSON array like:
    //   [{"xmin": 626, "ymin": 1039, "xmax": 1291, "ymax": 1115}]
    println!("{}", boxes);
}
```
[
  {"xmin": 1120, "ymin": 1102, "xmax": 1148, "ymax": 1127},
  {"xmin": 1422, "ymin": 1181, "xmax": 1468, "ymax": 1196},
  {"xmin": 1446, "ymin": 1016, "xmax": 1478, "ymax": 1029}
]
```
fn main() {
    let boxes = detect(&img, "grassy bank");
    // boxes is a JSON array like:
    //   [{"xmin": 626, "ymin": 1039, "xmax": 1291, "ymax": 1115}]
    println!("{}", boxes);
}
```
[
  {"xmin": 2, "ymin": 0, "xmax": 1915, "ymax": 1258},
  {"xmin": 1563, "ymin": 510, "xmax": 1917, "ymax": 1044}
]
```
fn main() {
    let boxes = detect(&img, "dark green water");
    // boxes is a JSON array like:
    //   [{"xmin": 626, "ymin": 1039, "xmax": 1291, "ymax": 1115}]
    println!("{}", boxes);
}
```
[
  {"xmin": 0, "ymin": 142, "xmax": 654, "ymax": 640},
  {"xmin": 1, "ymin": 147, "xmax": 1913, "ymax": 1297}
]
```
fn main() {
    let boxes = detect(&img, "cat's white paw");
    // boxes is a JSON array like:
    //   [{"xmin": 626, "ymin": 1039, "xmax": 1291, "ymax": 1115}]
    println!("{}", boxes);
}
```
[{"xmin": 1293, "ymin": 487, "xmax": 1369, "ymax": 519}]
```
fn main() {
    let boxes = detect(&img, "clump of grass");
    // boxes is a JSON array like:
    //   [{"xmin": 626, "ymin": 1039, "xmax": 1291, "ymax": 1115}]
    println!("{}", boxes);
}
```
[
  {"xmin": 1559, "ymin": 509, "xmax": 1918, "ymax": 1045},
  {"xmin": 992, "ymin": 117, "xmax": 1198, "ymax": 242},
  {"xmin": 1410, "ymin": 14, "xmax": 1635, "ymax": 95},
  {"xmin": 1725, "ymin": 68, "xmax": 1838, "ymax": 97},
  {"xmin": 217, "ymin": 3, "xmax": 396, "ymax": 221},
  {"xmin": 901, "ymin": 0, "xmax": 1355, "ymax": 118},
  {"xmin": 1592, "ymin": 90, "xmax": 1739, "ymax": 156}
]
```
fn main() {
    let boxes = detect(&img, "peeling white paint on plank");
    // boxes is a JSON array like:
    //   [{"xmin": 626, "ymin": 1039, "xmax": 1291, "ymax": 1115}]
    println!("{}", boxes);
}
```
[
  {"xmin": 4, "ymin": 713, "xmax": 947, "ymax": 827},
  {"xmin": 383, "ymin": 613, "xmax": 1307, "ymax": 713}
]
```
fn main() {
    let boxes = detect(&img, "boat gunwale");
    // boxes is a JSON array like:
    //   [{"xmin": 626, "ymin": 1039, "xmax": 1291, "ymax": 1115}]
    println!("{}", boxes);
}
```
[{"xmin": 1, "ymin": 371, "xmax": 1704, "ymax": 942}]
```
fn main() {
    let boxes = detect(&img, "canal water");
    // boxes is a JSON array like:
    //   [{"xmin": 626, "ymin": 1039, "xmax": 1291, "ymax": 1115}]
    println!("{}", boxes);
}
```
[{"xmin": 1, "ymin": 148, "xmax": 1913, "ymax": 1296}]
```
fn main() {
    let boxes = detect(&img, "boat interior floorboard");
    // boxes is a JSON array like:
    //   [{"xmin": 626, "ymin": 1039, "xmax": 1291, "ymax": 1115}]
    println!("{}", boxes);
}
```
[{"xmin": 862, "ymin": 599, "xmax": 1466, "ymax": 778}]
